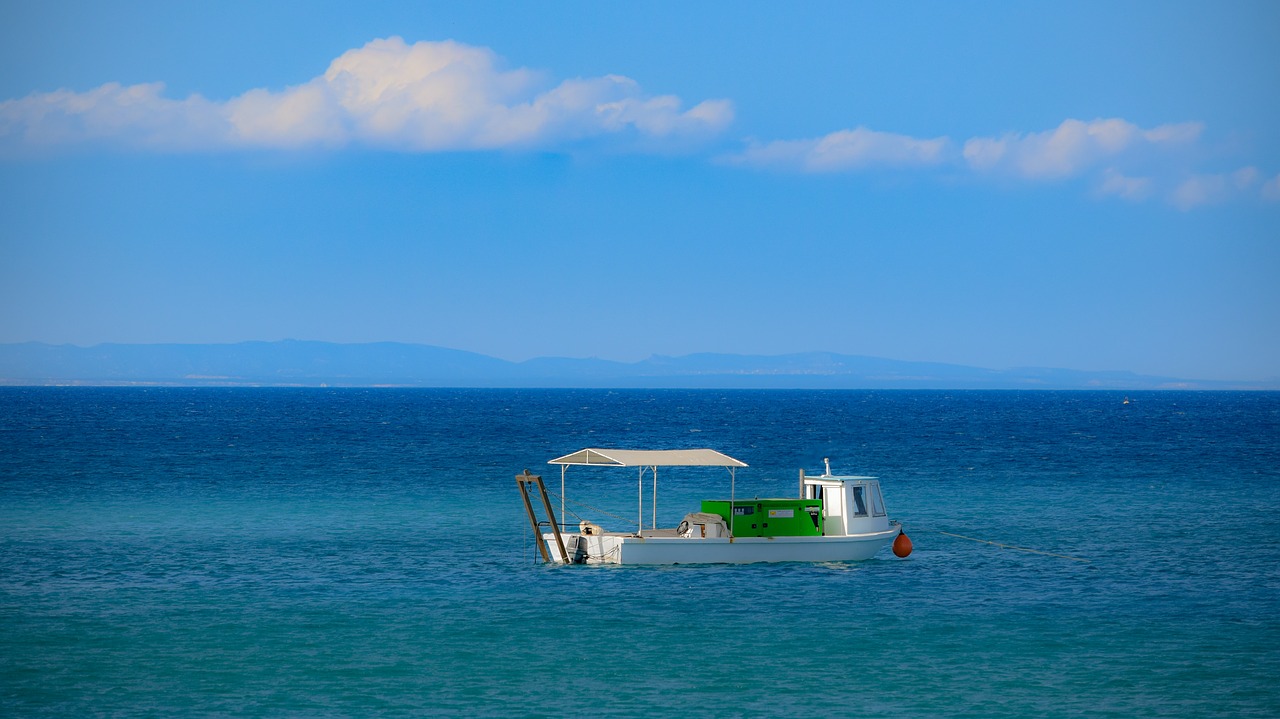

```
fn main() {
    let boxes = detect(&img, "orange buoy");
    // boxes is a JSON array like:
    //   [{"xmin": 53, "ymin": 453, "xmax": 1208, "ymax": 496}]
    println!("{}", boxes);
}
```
[{"xmin": 892, "ymin": 531, "xmax": 913, "ymax": 558}]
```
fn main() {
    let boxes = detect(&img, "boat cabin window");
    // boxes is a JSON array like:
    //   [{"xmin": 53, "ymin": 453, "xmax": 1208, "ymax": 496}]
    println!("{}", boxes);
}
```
[
  {"xmin": 850, "ymin": 486, "xmax": 868, "ymax": 517},
  {"xmin": 869, "ymin": 483, "xmax": 886, "ymax": 517}
]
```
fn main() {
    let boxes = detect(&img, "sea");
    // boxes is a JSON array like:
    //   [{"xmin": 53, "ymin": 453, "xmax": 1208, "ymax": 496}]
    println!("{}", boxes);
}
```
[{"xmin": 1, "ymin": 388, "xmax": 1277, "ymax": 718}]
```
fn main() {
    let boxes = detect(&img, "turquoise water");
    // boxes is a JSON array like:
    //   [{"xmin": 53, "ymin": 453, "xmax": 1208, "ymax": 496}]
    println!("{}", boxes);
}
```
[{"xmin": 2, "ymin": 388, "xmax": 1278, "ymax": 717}]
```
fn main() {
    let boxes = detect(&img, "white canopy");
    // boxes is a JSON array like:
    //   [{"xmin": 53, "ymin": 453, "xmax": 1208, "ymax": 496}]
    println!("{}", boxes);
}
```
[{"xmin": 549, "ymin": 448, "xmax": 747, "ymax": 468}]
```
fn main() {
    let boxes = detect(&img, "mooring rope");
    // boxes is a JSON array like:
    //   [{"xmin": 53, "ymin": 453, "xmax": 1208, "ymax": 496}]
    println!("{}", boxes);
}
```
[
  {"xmin": 545, "ymin": 489, "xmax": 641, "ymax": 528},
  {"xmin": 936, "ymin": 530, "xmax": 1091, "ymax": 563}
]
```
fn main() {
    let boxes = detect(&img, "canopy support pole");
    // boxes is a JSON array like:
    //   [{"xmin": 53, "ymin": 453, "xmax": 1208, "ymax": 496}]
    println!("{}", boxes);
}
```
[
  {"xmin": 729, "ymin": 466, "xmax": 736, "ymax": 541},
  {"xmin": 637, "ymin": 467, "xmax": 644, "ymax": 536},
  {"xmin": 651, "ymin": 465, "xmax": 658, "ymax": 531}
]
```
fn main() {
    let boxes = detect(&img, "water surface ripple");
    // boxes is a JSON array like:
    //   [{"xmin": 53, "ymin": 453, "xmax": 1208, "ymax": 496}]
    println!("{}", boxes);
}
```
[{"xmin": 2, "ymin": 388, "xmax": 1277, "ymax": 717}]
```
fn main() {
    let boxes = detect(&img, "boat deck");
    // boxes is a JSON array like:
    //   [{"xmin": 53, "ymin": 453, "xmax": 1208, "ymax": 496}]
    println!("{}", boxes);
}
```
[{"xmin": 583, "ymin": 528, "xmax": 681, "ymax": 538}]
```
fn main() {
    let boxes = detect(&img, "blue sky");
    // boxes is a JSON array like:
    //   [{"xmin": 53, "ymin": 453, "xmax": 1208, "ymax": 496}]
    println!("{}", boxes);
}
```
[{"xmin": 2, "ymin": 1, "xmax": 1278, "ymax": 381}]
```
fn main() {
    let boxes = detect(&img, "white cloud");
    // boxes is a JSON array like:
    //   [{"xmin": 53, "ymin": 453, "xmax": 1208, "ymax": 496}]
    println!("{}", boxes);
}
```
[
  {"xmin": 726, "ymin": 127, "xmax": 951, "ymax": 172},
  {"xmin": 0, "ymin": 82, "xmax": 229, "ymax": 150},
  {"xmin": 0, "ymin": 37, "xmax": 733, "ymax": 153},
  {"xmin": 1170, "ymin": 166, "xmax": 1271, "ymax": 210},
  {"xmin": 1262, "ymin": 174, "xmax": 1280, "ymax": 203},
  {"xmin": 1170, "ymin": 174, "xmax": 1225, "ymax": 210},
  {"xmin": 726, "ymin": 116, "xmax": 1279, "ymax": 212},
  {"xmin": 5, "ymin": 47, "xmax": 1274, "ymax": 214},
  {"xmin": 724, "ymin": 117, "xmax": 1207, "ymax": 184},
  {"xmin": 962, "ymin": 118, "xmax": 1203, "ymax": 179},
  {"xmin": 1231, "ymin": 166, "xmax": 1260, "ymax": 190},
  {"xmin": 1097, "ymin": 168, "xmax": 1153, "ymax": 201},
  {"xmin": 225, "ymin": 81, "xmax": 345, "ymax": 148}
]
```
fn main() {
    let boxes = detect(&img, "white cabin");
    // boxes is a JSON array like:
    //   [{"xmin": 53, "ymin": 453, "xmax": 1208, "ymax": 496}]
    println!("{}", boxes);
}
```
[{"xmin": 801, "ymin": 472, "xmax": 894, "ymax": 537}]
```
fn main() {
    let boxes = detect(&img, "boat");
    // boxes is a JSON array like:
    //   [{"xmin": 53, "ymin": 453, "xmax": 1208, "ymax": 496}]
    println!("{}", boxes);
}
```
[{"xmin": 516, "ymin": 448, "xmax": 908, "ymax": 565}]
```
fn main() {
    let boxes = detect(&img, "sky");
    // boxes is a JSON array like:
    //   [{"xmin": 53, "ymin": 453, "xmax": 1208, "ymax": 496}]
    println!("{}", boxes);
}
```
[{"xmin": 1, "ymin": 1, "xmax": 1278, "ymax": 381}]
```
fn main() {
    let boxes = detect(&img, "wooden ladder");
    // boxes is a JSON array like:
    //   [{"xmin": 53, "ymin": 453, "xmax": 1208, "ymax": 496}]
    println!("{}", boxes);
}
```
[{"xmin": 516, "ymin": 470, "xmax": 570, "ymax": 564}]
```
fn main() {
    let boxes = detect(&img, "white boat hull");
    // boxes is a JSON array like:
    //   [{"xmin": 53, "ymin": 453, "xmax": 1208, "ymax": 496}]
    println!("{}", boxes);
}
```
[{"xmin": 544, "ymin": 526, "xmax": 901, "ymax": 565}]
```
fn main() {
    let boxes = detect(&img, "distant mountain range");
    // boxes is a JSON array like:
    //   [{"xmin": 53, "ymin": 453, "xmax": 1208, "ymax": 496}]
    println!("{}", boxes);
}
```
[{"xmin": 0, "ymin": 341, "xmax": 1272, "ymax": 390}]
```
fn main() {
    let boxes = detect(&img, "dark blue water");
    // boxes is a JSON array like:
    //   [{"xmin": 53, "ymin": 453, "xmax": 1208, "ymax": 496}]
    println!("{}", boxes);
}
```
[{"xmin": 2, "ymin": 388, "xmax": 1278, "ymax": 717}]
